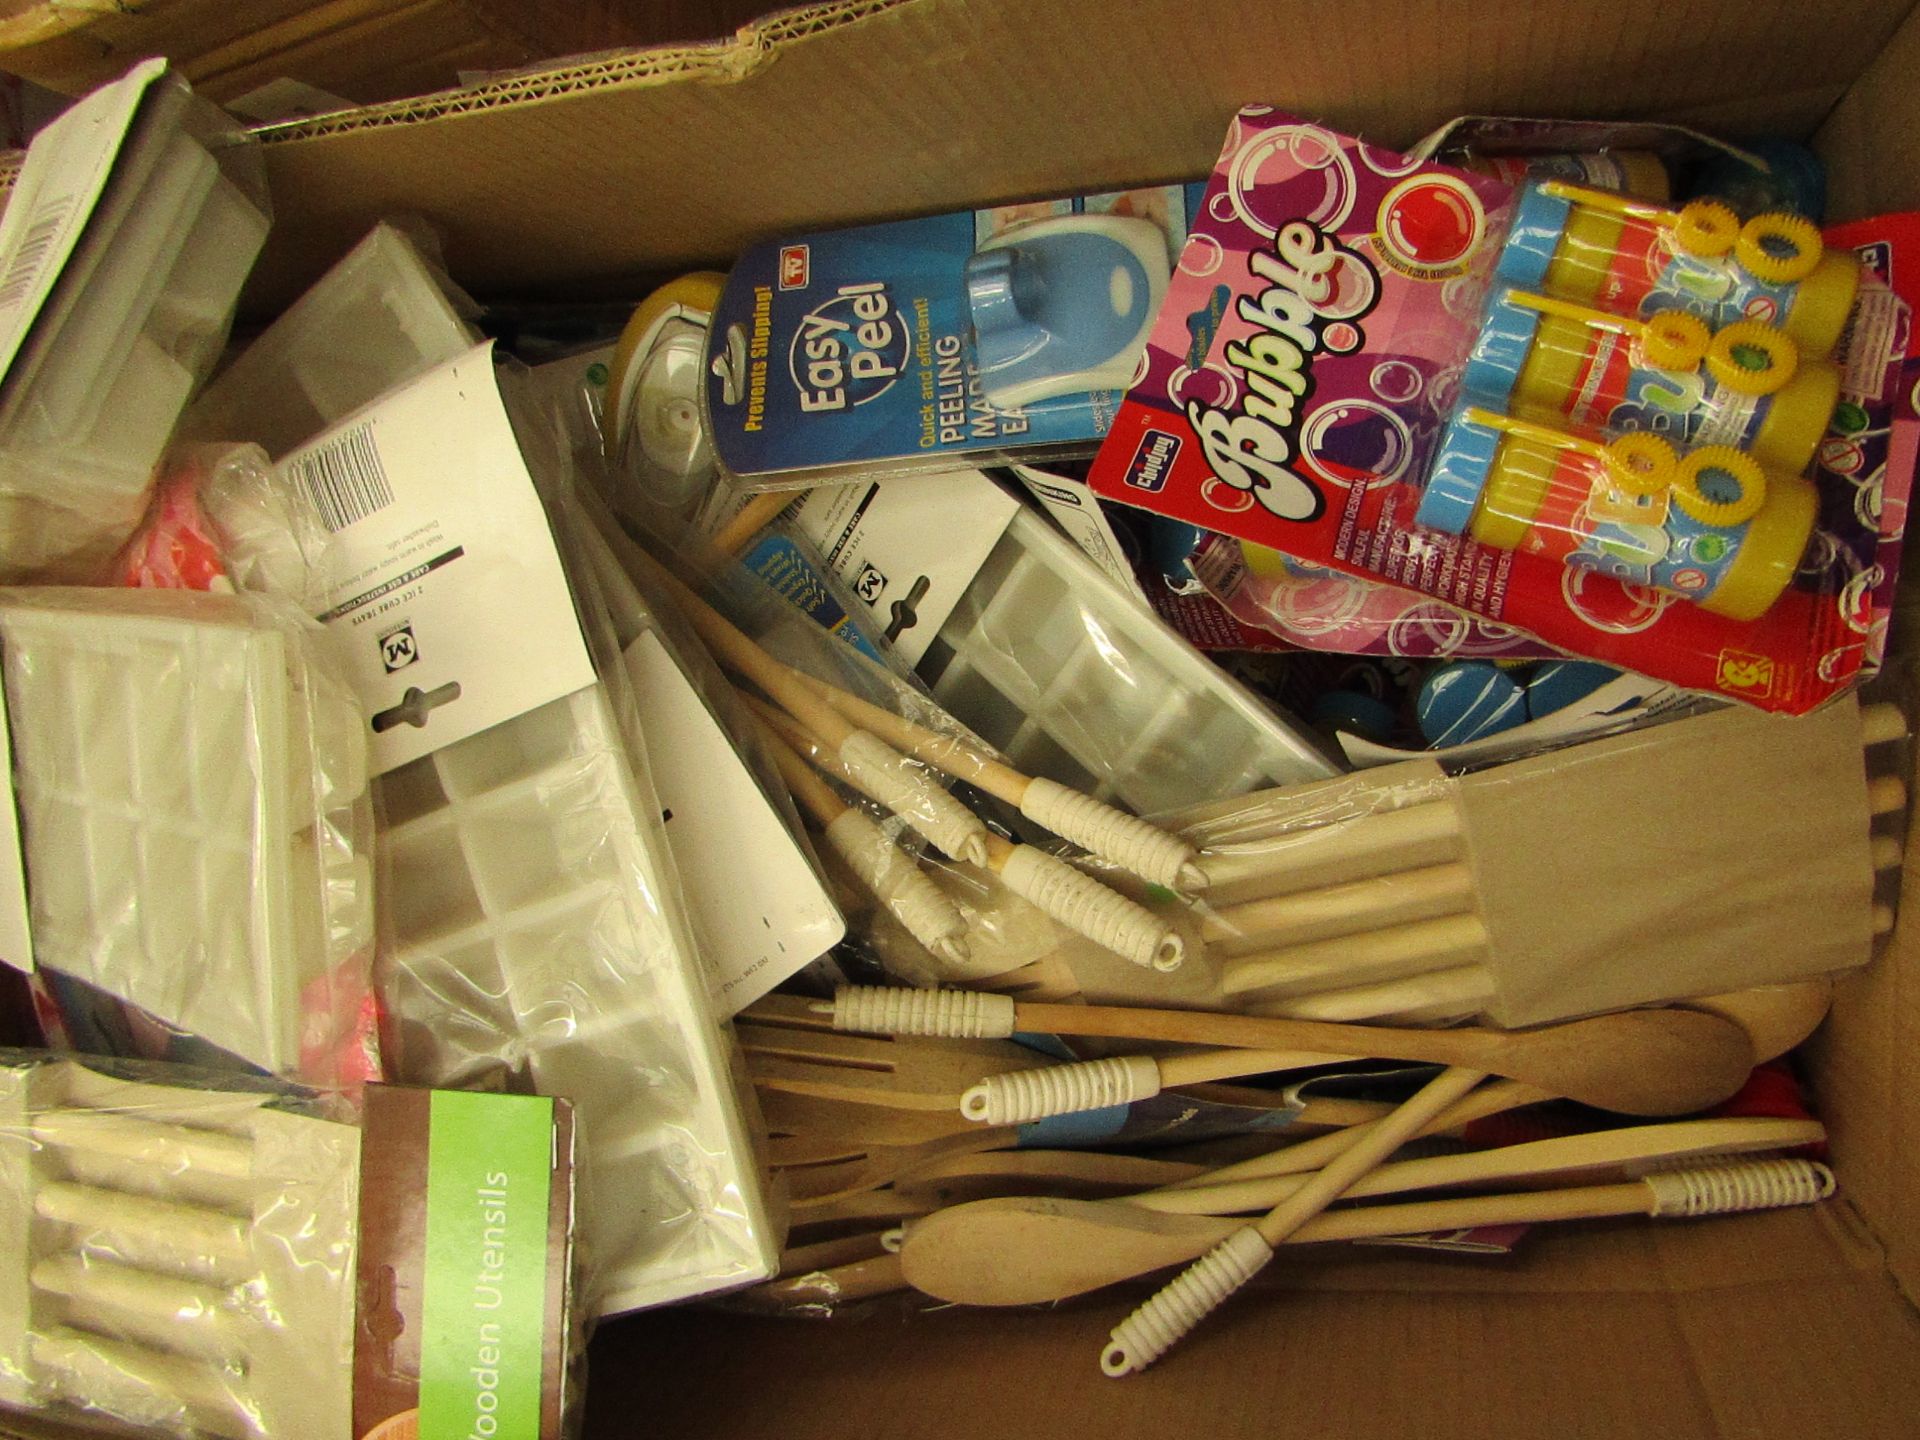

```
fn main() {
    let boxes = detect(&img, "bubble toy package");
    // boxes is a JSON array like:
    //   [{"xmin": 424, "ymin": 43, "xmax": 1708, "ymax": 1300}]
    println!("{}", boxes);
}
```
[{"xmin": 1088, "ymin": 107, "xmax": 1918, "ymax": 713}]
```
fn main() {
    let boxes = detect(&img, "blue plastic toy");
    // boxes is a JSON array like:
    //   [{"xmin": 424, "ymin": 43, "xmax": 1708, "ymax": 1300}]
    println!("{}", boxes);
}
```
[
  {"xmin": 1417, "ymin": 661, "xmax": 1530, "ymax": 747},
  {"xmin": 965, "ymin": 214, "xmax": 1169, "ymax": 409},
  {"xmin": 1525, "ymin": 659, "xmax": 1619, "ymax": 718}
]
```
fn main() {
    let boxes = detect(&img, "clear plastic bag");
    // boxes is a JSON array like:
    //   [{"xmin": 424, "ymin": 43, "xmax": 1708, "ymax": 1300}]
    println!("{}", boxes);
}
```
[
  {"xmin": 0, "ymin": 68, "xmax": 271, "ymax": 582},
  {"xmin": 182, "ymin": 219, "xmax": 480, "ymax": 459},
  {"xmin": 110, "ymin": 443, "xmax": 338, "ymax": 615},
  {"xmin": 1, "ymin": 587, "xmax": 377, "ymax": 1090},
  {"xmin": 178, "ymin": 224, "xmax": 788, "ymax": 1316},
  {"xmin": 0, "ymin": 1051, "xmax": 360, "ymax": 1439},
  {"xmin": 628, "ymin": 512, "xmax": 1215, "ymax": 989}
]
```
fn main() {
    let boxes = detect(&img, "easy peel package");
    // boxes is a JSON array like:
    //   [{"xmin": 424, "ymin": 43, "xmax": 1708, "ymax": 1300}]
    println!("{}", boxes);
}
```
[
  {"xmin": 702, "ymin": 184, "xmax": 1205, "ymax": 489},
  {"xmin": 1087, "ymin": 107, "xmax": 1918, "ymax": 712}
]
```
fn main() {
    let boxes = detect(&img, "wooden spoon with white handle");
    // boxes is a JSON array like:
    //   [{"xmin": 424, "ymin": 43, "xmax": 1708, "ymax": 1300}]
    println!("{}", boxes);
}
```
[
  {"xmin": 829, "ymin": 986, "xmax": 1756, "ymax": 1116},
  {"xmin": 900, "ymin": 1115, "xmax": 1827, "ymax": 1305}
]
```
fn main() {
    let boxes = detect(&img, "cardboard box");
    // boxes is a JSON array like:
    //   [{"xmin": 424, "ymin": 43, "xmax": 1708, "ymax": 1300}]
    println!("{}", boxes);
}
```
[
  {"xmin": 0, "ymin": 0, "xmax": 669, "ymax": 108},
  {"xmin": 16, "ymin": 1, "xmax": 1920, "ymax": 1435}
]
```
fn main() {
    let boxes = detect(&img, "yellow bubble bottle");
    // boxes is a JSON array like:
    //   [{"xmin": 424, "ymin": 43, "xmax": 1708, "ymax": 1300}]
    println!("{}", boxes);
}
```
[
  {"xmin": 1466, "ymin": 289, "xmax": 1840, "ymax": 476},
  {"xmin": 1496, "ymin": 181, "xmax": 1860, "ymax": 358},
  {"xmin": 1417, "ymin": 409, "xmax": 1817, "ymax": 622}
]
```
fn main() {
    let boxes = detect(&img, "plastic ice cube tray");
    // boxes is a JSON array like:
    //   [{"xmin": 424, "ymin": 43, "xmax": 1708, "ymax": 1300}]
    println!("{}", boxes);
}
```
[
  {"xmin": 0, "ymin": 77, "xmax": 270, "ymax": 581},
  {"xmin": 0, "ymin": 591, "xmax": 370, "ymax": 1077},
  {"xmin": 185, "ymin": 222, "xmax": 479, "ymax": 459},
  {"xmin": 377, "ymin": 683, "xmax": 778, "ymax": 1315},
  {"xmin": 0, "ymin": 1058, "xmax": 358, "ymax": 1440},
  {"xmin": 919, "ymin": 507, "xmax": 1337, "ymax": 815}
]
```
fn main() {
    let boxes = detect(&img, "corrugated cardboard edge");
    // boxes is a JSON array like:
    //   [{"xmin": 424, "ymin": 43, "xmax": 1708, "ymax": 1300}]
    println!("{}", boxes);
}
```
[
  {"xmin": 592, "ymin": 1208, "xmax": 1920, "ymax": 1440},
  {"xmin": 0, "ymin": 0, "xmax": 903, "ymax": 195},
  {"xmin": 246, "ymin": 0, "xmax": 907, "ymax": 142},
  {"xmin": 1814, "ymin": 20, "xmax": 1920, "ymax": 1312}
]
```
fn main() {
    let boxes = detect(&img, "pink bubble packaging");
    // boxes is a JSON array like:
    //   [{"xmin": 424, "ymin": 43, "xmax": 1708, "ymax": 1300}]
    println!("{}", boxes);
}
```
[
  {"xmin": 1087, "ymin": 106, "xmax": 1917, "ymax": 713},
  {"xmin": 1089, "ymin": 108, "xmax": 1514, "ymax": 530}
]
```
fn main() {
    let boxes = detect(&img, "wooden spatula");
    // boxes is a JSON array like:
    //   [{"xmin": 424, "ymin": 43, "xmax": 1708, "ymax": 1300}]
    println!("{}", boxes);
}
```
[{"xmin": 740, "ymin": 1021, "xmax": 1052, "ymax": 1111}]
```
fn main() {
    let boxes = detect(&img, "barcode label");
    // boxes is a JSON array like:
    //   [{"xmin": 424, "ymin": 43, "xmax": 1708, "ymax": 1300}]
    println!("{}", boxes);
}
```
[
  {"xmin": 0, "ymin": 199, "xmax": 73, "ymax": 314},
  {"xmin": 288, "ymin": 422, "xmax": 395, "ymax": 532}
]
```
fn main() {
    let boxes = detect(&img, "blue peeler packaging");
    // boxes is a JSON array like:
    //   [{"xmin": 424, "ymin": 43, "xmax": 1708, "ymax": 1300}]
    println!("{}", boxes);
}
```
[{"xmin": 703, "ymin": 184, "xmax": 1205, "ymax": 488}]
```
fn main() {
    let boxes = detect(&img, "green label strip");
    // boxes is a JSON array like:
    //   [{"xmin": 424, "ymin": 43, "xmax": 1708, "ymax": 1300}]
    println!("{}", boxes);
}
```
[{"xmin": 419, "ymin": 1090, "xmax": 553, "ymax": 1440}]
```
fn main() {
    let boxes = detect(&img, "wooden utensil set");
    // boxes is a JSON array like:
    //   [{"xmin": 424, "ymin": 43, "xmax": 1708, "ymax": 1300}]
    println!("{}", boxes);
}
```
[
  {"xmin": 656, "ymin": 557, "xmax": 1897, "ymax": 1373},
  {"xmin": 742, "ymin": 982, "xmax": 1835, "ymax": 1371},
  {"xmin": 1174, "ymin": 695, "xmax": 1905, "ymax": 1026},
  {"xmin": 659, "ymin": 545, "xmax": 1903, "ymax": 1017},
  {"xmin": 0, "ymin": 1060, "xmax": 359, "ymax": 1436}
]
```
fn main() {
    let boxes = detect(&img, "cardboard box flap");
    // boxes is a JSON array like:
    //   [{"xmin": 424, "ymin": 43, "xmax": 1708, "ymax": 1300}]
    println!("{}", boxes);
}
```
[
  {"xmin": 1803, "ymin": 670, "xmax": 1920, "ymax": 1315},
  {"xmin": 239, "ymin": 0, "xmax": 1920, "ymax": 309},
  {"xmin": 1818, "ymin": 0, "xmax": 1920, "ymax": 220}
]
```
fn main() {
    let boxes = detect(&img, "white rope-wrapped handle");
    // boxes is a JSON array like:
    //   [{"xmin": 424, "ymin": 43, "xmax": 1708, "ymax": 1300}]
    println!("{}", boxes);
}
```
[
  {"xmin": 830, "ymin": 984, "xmax": 1018, "ymax": 1038},
  {"xmin": 838, "ymin": 730, "xmax": 989, "ymax": 866},
  {"xmin": 1102, "ymin": 1227, "xmax": 1273, "ymax": 1377},
  {"xmin": 960, "ymin": 1054, "xmax": 1162, "ymax": 1125},
  {"xmin": 1019, "ymin": 778, "xmax": 1205, "ymax": 892},
  {"xmin": 997, "ymin": 845, "xmax": 1184, "ymax": 971},
  {"xmin": 823, "ymin": 809, "xmax": 970, "ymax": 966},
  {"xmin": 1645, "ymin": 1159, "xmax": 1834, "ymax": 1217}
]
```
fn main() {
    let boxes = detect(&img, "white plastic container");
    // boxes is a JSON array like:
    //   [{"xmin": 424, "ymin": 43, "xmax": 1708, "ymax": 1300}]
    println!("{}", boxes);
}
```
[
  {"xmin": 0, "ymin": 589, "xmax": 372, "ymax": 1080},
  {"xmin": 919, "ymin": 507, "xmax": 1338, "ymax": 816},
  {"xmin": 0, "ymin": 74, "xmax": 271, "ymax": 581},
  {"xmin": 184, "ymin": 221, "xmax": 479, "ymax": 459}
]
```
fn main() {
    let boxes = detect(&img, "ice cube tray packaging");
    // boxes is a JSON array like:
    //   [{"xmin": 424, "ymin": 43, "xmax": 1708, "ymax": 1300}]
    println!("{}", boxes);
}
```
[
  {"xmin": 0, "ymin": 589, "xmax": 373, "ymax": 1084},
  {"xmin": 0, "ymin": 62, "xmax": 270, "ymax": 582},
  {"xmin": 269, "ymin": 353, "xmax": 777, "ymax": 1299},
  {"xmin": 918, "ymin": 507, "xmax": 1338, "ymax": 816},
  {"xmin": 278, "ymin": 346, "xmax": 597, "ymax": 777},
  {"xmin": 375, "ymin": 684, "xmax": 780, "ymax": 1313},
  {"xmin": 184, "ymin": 221, "xmax": 480, "ymax": 460}
]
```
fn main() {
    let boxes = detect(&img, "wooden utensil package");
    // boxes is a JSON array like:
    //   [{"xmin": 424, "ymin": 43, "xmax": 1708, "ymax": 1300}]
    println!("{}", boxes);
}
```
[
  {"xmin": 1170, "ymin": 697, "xmax": 1901, "ymax": 1026},
  {"xmin": 0, "ymin": 1054, "xmax": 584, "ymax": 1440}
]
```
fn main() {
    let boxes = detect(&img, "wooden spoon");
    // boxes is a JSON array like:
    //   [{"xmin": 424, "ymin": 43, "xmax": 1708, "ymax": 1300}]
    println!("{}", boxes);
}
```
[
  {"xmin": 1676, "ymin": 978, "xmax": 1832, "ymax": 1063},
  {"xmin": 900, "ymin": 1156, "xmax": 1834, "ymax": 1307},
  {"xmin": 900, "ymin": 1114, "xmax": 1825, "ymax": 1304},
  {"xmin": 837, "ymin": 990, "xmax": 1757, "ymax": 1116},
  {"xmin": 893, "ymin": 1148, "xmax": 1206, "ymax": 1208},
  {"xmin": 901, "ymin": 1195, "xmax": 1234, "ymax": 1305},
  {"xmin": 1139, "ymin": 1115, "xmax": 1827, "ymax": 1216}
]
